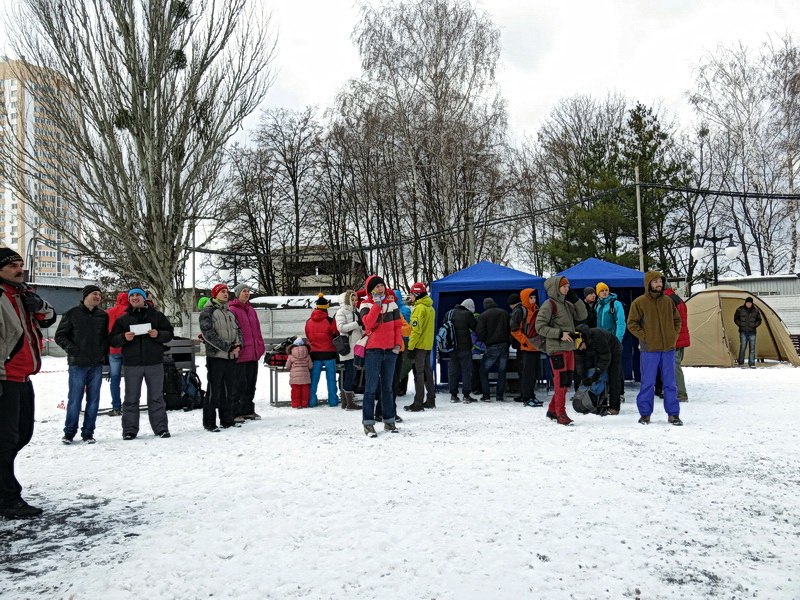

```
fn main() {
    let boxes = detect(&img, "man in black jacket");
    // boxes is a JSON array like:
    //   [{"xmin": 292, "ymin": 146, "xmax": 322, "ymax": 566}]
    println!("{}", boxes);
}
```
[
  {"xmin": 734, "ymin": 297, "xmax": 762, "ymax": 368},
  {"xmin": 55, "ymin": 285, "xmax": 109, "ymax": 444},
  {"xmin": 475, "ymin": 297, "xmax": 511, "ymax": 402},
  {"xmin": 110, "ymin": 288, "xmax": 173, "ymax": 440},
  {"xmin": 447, "ymin": 298, "xmax": 478, "ymax": 403},
  {"xmin": 575, "ymin": 324, "xmax": 623, "ymax": 414}
]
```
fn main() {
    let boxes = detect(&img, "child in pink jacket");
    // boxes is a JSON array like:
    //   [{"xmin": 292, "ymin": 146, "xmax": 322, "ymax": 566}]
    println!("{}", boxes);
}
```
[{"xmin": 285, "ymin": 338, "xmax": 312, "ymax": 408}]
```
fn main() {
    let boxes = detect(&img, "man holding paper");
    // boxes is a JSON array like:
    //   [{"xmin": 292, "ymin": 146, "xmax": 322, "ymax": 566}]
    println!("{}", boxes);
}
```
[{"xmin": 110, "ymin": 288, "xmax": 174, "ymax": 440}]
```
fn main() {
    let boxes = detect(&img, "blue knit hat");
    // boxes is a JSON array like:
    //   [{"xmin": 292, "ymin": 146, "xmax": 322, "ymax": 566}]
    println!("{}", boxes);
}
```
[{"xmin": 128, "ymin": 288, "xmax": 146, "ymax": 299}]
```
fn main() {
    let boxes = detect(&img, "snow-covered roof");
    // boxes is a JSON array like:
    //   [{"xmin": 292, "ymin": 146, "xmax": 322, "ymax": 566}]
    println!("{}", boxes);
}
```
[{"xmin": 31, "ymin": 276, "xmax": 99, "ymax": 289}]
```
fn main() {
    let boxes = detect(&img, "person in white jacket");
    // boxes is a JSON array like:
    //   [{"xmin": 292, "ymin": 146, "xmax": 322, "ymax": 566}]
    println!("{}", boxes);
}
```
[{"xmin": 334, "ymin": 290, "xmax": 363, "ymax": 410}]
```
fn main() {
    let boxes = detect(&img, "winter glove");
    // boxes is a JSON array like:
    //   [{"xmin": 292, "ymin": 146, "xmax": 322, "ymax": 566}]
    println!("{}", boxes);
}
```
[
  {"xmin": 565, "ymin": 289, "xmax": 579, "ymax": 304},
  {"xmin": 591, "ymin": 370, "xmax": 602, "ymax": 383},
  {"xmin": 21, "ymin": 291, "xmax": 45, "ymax": 313}
]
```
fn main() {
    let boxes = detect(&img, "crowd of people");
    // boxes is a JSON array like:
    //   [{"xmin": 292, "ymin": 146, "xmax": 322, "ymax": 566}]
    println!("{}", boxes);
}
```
[{"xmin": 0, "ymin": 243, "xmax": 766, "ymax": 517}]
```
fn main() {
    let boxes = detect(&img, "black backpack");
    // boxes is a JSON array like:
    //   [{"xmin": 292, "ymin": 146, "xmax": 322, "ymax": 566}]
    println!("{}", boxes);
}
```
[
  {"xmin": 163, "ymin": 358, "xmax": 184, "ymax": 410},
  {"xmin": 182, "ymin": 370, "xmax": 205, "ymax": 411}
]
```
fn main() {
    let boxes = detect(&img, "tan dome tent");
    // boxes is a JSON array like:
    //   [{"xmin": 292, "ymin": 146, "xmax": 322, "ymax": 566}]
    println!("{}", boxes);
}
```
[{"xmin": 683, "ymin": 285, "xmax": 800, "ymax": 367}]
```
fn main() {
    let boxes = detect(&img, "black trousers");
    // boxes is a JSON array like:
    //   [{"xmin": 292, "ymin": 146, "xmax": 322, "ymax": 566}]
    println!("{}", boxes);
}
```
[
  {"xmin": 519, "ymin": 351, "xmax": 541, "ymax": 401},
  {"xmin": 232, "ymin": 361, "xmax": 259, "ymax": 417},
  {"xmin": 204, "ymin": 357, "xmax": 236, "ymax": 428},
  {"xmin": 0, "ymin": 380, "xmax": 35, "ymax": 504},
  {"xmin": 606, "ymin": 354, "xmax": 624, "ymax": 411}
]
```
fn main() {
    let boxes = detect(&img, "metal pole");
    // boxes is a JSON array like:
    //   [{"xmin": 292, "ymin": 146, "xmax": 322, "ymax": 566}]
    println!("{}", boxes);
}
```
[
  {"xmin": 189, "ymin": 227, "xmax": 195, "ymax": 339},
  {"xmin": 711, "ymin": 226, "xmax": 719, "ymax": 286},
  {"xmin": 635, "ymin": 166, "xmax": 645, "ymax": 272}
]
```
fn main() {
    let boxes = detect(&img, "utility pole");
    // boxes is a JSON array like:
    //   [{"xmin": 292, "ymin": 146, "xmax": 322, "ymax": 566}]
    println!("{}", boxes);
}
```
[{"xmin": 635, "ymin": 166, "xmax": 645, "ymax": 272}]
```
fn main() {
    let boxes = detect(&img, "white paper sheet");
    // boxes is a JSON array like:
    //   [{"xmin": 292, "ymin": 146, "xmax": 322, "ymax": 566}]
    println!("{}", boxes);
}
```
[{"xmin": 129, "ymin": 323, "xmax": 151, "ymax": 336}]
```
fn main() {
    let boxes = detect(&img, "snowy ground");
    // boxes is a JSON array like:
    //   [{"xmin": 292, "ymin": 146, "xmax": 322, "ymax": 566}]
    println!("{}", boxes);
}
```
[{"xmin": 1, "ymin": 357, "xmax": 798, "ymax": 599}]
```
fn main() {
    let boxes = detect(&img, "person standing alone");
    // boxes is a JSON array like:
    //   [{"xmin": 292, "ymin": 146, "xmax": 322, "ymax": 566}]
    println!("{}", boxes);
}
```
[{"xmin": 734, "ymin": 296, "xmax": 762, "ymax": 369}]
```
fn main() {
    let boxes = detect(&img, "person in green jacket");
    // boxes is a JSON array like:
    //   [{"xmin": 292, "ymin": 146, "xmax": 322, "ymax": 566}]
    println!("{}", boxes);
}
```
[{"xmin": 404, "ymin": 282, "xmax": 436, "ymax": 412}]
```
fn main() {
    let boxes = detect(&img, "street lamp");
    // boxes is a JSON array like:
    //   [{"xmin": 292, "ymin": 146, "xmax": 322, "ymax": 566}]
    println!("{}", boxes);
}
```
[{"xmin": 691, "ymin": 227, "xmax": 741, "ymax": 286}]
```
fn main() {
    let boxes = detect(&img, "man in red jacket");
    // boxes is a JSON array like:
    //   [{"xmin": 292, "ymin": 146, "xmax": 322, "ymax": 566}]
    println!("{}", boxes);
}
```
[
  {"xmin": 0, "ymin": 248, "xmax": 57, "ymax": 519},
  {"xmin": 105, "ymin": 292, "xmax": 129, "ymax": 415}
]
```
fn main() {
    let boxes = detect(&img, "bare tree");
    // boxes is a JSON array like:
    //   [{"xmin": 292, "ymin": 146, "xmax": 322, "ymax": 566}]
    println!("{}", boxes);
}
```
[{"xmin": 1, "ymin": 0, "xmax": 275, "ymax": 320}]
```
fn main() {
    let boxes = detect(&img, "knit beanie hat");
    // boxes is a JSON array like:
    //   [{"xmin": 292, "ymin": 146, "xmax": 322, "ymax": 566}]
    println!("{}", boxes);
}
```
[
  {"xmin": 292, "ymin": 337, "xmax": 305, "ymax": 346},
  {"xmin": 595, "ymin": 282, "xmax": 609, "ymax": 293},
  {"xmin": 315, "ymin": 293, "xmax": 330, "ymax": 309},
  {"xmin": 232, "ymin": 283, "xmax": 249, "ymax": 297},
  {"xmin": 0, "ymin": 247, "xmax": 23, "ymax": 269},
  {"xmin": 583, "ymin": 286, "xmax": 595, "ymax": 297},
  {"xmin": 745, "ymin": 296, "xmax": 753, "ymax": 303},
  {"xmin": 82, "ymin": 284, "xmax": 101, "ymax": 299},
  {"xmin": 409, "ymin": 282, "xmax": 427, "ymax": 296},
  {"xmin": 366, "ymin": 275, "xmax": 385, "ymax": 295},
  {"xmin": 461, "ymin": 298, "xmax": 475, "ymax": 313},
  {"xmin": 128, "ymin": 288, "xmax": 146, "ymax": 299},
  {"xmin": 197, "ymin": 296, "xmax": 210, "ymax": 310},
  {"xmin": 211, "ymin": 283, "xmax": 228, "ymax": 298},
  {"xmin": 507, "ymin": 293, "xmax": 521, "ymax": 306},
  {"xmin": 559, "ymin": 277, "xmax": 569, "ymax": 287}
]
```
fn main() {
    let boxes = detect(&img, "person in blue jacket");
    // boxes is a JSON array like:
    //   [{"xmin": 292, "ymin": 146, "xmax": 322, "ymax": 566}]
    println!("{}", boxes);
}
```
[{"xmin": 594, "ymin": 282, "xmax": 626, "ymax": 401}]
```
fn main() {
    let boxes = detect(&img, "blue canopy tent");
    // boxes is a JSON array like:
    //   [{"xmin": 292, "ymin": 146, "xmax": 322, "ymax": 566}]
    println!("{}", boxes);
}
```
[
  {"xmin": 430, "ymin": 261, "xmax": 546, "ymax": 387},
  {"xmin": 556, "ymin": 258, "xmax": 645, "ymax": 381}
]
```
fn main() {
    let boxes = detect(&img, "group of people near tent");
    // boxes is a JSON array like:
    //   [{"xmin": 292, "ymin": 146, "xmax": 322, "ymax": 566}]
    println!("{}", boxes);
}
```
[{"xmin": 0, "ymin": 240, "xmax": 770, "ymax": 517}]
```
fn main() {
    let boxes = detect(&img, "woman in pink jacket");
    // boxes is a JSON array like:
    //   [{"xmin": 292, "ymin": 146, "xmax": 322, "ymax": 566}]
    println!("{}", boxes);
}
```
[
  {"xmin": 359, "ymin": 275, "xmax": 403, "ymax": 438},
  {"xmin": 227, "ymin": 283, "xmax": 266, "ymax": 420}
]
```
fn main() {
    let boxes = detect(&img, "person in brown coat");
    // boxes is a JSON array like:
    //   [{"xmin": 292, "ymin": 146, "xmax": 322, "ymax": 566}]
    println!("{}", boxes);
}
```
[{"xmin": 626, "ymin": 271, "xmax": 683, "ymax": 425}]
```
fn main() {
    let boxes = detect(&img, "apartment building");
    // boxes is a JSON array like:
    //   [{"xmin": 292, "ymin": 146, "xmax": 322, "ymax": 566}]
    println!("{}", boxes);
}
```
[{"xmin": 0, "ymin": 58, "xmax": 76, "ymax": 280}]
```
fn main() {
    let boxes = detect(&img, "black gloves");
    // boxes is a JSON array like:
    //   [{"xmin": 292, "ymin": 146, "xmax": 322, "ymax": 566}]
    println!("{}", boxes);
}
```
[
  {"xmin": 565, "ymin": 289, "xmax": 579, "ymax": 303},
  {"xmin": 591, "ymin": 370, "xmax": 602, "ymax": 383},
  {"xmin": 21, "ymin": 291, "xmax": 45, "ymax": 314}
]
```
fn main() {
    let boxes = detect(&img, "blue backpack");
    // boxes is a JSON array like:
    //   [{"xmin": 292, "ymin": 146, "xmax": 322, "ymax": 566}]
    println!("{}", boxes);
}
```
[{"xmin": 436, "ymin": 310, "xmax": 457, "ymax": 353}]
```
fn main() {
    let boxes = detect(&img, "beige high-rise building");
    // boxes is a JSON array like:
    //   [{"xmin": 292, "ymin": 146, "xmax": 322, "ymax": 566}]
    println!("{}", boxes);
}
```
[{"xmin": 0, "ymin": 58, "xmax": 76, "ymax": 279}]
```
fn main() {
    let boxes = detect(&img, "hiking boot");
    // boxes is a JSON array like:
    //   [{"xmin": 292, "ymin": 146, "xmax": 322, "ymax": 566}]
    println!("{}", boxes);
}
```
[
  {"xmin": 524, "ymin": 399, "xmax": 543, "ymax": 408},
  {"xmin": 450, "ymin": 395, "xmax": 461, "ymax": 403},
  {"xmin": 344, "ymin": 391, "xmax": 361, "ymax": 411},
  {"xmin": 384, "ymin": 422, "xmax": 399, "ymax": 433},
  {"xmin": 668, "ymin": 415, "xmax": 684, "ymax": 426},
  {"xmin": 422, "ymin": 399, "xmax": 436, "ymax": 409},
  {"xmin": 462, "ymin": 396, "xmax": 474, "ymax": 404},
  {"xmin": 404, "ymin": 402, "xmax": 424, "ymax": 412},
  {"xmin": 638, "ymin": 415, "xmax": 650, "ymax": 425},
  {"xmin": 546, "ymin": 410, "xmax": 558, "ymax": 421},
  {"xmin": 108, "ymin": 409, "xmax": 122, "ymax": 417},
  {"xmin": 557, "ymin": 413, "xmax": 574, "ymax": 426},
  {"xmin": 61, "ymin": 434, "xmax": 74, "ymax": 445},
  {"xmin": 157, "ymin": 431, "xmax": 171, "ymax": 438},
  {"xmin": 222, "ymin": 422, "xmax": 242, "ymax": 429},
  {"xmin": 0, "ymin": 498, "xmax": 43, "ymax": 519},
  {"xmin": 243, "ymin": 413, "xmax": 261, "ymax": 420},
  {"xmin": 233, "ymin": 416, "xmax": 246, "ymax": 424},
  {"xmin": 81, "ymin": 435, "xmax": 96, "ymax": 444},
  {"xmin": 364, "ymin": 424, "xmax": 377, "ymax": 438},
  {"xmin": 204, "ymin": 426, "xmax": 220, "ymax": 433},
  {"xmin": 606, "ymin": 408, "xmax": 620, "ymax": 415},
  {"xmin": 395, "ymin": 415, "xmax": 403, "ymax": 423},
  {"xmin": 123, "ymin": 433, "xmax": 137, "ymax": 440},
  {"xmin": 678, "ymin": 396, "xmax": 688, "ymax": 403}
]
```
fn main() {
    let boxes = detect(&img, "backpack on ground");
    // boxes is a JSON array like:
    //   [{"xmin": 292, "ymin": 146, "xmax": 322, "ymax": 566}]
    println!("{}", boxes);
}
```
[
  {"xmin": 182, "ymin": 370, "xmax": 205, "ymax": 411},
  {"xmin": 436, "ymin": 309, "xmax": 457, "ymax": 354},
  {"xmin": 163, "ymin": 358, "xmax": 184, "ymax": 410}
]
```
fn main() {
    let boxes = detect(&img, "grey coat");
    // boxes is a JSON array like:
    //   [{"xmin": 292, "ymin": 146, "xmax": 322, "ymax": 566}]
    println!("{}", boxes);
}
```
[
  {"xmin": 535, "ymin": 276, "xmax": 588, "ymax": 354},
  {"xmin": 200, "ymin": 300, "xmax": 242, "ymax": 359}
]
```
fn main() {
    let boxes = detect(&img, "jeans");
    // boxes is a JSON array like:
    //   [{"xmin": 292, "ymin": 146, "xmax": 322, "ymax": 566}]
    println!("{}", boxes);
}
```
[
  {"xmin": 0, "ymin": 381, "xmax": 35, "ymax": 503},
  {"xmin": 738, "ymin": 332, "xmax": 757, "ymax": 367},
  {"xmin": 310, "ymin": 359, "xmax": 339, "ymax": 407},
  {"xmin": 362, "ymin": 349, "xmax": 397, "ymax": 425},
  {"xmin": 480, "ymin": 343, "xmax": 509, "ymax": 399},
  {"xmin": 637, "ymin": 350, "xmax": 679, "ymax": 417},
  {"xmin": 340, "ymin": 359, "xmax": 355, "ymax": 393},
  {"xmin": 64, "ymin": 365, "xmax": 103, "ymax": 438},
  {"xmin": 108, "ymin": 354, "xmax": 123, "ymax": 411},
  {"xmin": 448, "ymin": 349, "xmax": 472, "ymax": 397}
]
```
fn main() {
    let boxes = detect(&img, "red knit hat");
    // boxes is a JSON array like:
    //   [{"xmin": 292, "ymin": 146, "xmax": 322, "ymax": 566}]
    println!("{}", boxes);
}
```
[
  {"xmin": 409, "ymin": 282, "xmax": 427, "ymax": 295},
  {"xmin": 211, "ymin": 283, "xmax": 229, "ymax": 298}
]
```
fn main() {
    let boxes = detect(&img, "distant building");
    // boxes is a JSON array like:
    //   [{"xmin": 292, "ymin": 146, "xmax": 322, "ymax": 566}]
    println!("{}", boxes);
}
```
[
  {"xmin": 274, "ymin": 246, "xmax": 366, "ymax": 295},
  {"xmin": 0, "ymin": 59, "xmax": 78, "ymax": 279}
]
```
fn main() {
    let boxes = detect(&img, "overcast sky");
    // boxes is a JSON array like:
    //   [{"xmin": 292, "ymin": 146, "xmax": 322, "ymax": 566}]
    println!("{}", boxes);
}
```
[{"xmin": 2, "ymin": 0, "xmax": 799, "ymax": 139}]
